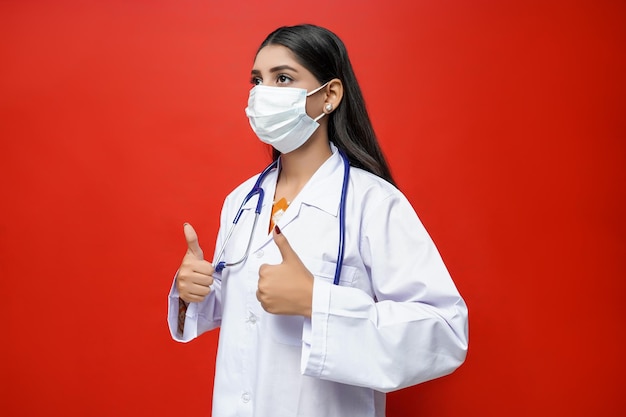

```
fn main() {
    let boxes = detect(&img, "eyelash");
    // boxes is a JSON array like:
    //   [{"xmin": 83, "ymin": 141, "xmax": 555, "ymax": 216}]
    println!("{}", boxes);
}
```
[
  {"xmin": 250, "ymin": 74, "xmax": 293, "ymax": 86},
  {"xmin": 277, "ymin": 74, "xmax": 292, "ymax": 84}
]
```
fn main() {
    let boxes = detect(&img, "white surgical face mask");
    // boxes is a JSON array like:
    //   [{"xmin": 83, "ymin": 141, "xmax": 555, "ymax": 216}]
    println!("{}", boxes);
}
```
[{"xmin": 245, "ymin": 83, "xmax": 328, "ymax": 154}]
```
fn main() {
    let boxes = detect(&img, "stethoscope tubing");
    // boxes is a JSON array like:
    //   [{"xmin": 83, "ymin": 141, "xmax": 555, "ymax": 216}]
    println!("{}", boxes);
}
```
[
  {"xmin": 214, "ymin": 151, "xmax": 349, "ymax": 286},
  {"xmin": 214, "ymin": 160, "xmax": 277, "ymax": 272},
  {"xmin": 334, "ymin": 149, "xmax": 350, "ymax": 285}
]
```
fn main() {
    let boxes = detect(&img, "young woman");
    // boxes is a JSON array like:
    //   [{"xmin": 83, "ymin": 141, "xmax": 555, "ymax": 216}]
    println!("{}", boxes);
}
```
[{"xmin": 168, "ymin": 24, "xmax": 468, "ymax": 417}]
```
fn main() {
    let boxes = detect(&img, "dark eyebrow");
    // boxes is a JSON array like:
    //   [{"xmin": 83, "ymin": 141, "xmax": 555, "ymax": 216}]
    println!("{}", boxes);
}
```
[{"xmin": 250, "ymin": 65, "xmax": 299, "ymax": 76}]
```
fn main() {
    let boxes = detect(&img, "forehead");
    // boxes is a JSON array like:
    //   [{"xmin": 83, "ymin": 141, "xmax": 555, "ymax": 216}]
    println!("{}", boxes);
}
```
[{"xmin": 252, "ymin": 44, "xmax": 302, "ymax": 71}]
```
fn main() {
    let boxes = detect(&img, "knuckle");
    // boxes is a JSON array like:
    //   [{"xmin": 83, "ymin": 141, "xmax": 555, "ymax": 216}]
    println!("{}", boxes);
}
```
[
  {"xmin": 179, "ymin": 263, "xmax": 192, "ymax": 275},
  {"xmin": 257, "ymin": 279, "xmax": 268, "ymax": 293}
]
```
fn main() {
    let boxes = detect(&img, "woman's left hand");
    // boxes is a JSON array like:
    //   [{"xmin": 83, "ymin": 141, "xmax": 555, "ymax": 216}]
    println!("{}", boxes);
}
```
[{"xmin": 257, "ymin": 226, "xmax": 314, "ymax": 317}]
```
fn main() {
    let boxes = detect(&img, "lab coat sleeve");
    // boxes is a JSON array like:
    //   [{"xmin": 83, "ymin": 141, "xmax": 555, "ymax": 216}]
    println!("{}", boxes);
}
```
[
  {"xmin": 301, "ymin": 193, "xmax": 468, "ymax": 392},
  {"xmin": 166, "ymin": 197, "xmax": 231, "ymax": 343},
  {"xmin": 167, "ymin": 273, "xmax": 222, "ymax": 342}
]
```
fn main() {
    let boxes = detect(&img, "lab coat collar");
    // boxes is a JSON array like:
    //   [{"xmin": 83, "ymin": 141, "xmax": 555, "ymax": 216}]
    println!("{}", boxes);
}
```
[
  {"xmin": 241, "ymin": 143, "xmax": 345, "ymax": 254},
  {"xmin": 282, "ymin": 143, "xmax": 344, "ymax": 220},
  {"xmin": 240, "ymin": 143, "xmax": 344, "ymax": 218}
]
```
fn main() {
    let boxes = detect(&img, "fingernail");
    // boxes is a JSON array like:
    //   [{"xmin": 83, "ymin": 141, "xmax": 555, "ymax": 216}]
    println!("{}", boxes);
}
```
[
  {"xmin": 183, "ymin": 222, "xmax": 189, "ymax": 227},
  {"xmin": 275, "ymin": 225, "xmax": 281, "ymax": 235}
]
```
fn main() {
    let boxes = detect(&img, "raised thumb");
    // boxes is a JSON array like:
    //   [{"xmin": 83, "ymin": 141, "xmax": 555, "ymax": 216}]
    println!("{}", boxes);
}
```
[
  {"xmin": 184, "ymin": 223, "xmax": 204, "ymax": 259},
  {"xmin": 273, "ymin": 225, "xmax": 297, "ymax": 263}
]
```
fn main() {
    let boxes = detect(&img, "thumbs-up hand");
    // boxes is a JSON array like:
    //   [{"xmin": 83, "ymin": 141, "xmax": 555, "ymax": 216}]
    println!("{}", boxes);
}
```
[
  {"xmin": 257, "ymin": 226, "xmax": 314, "ymax": 317},
  {"xmin": 177, "ymin": 223, "xmax": 215, "ymax": 303}
]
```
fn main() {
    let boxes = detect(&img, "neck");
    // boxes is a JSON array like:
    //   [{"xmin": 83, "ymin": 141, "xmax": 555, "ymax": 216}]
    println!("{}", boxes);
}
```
[{"xmin": 276, "ymin": 134, "xmax": 332, "ymax": 200}]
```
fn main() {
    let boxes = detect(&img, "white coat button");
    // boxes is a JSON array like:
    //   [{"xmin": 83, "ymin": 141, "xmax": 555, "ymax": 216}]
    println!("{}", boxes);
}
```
[
  {"xmin": 248, "ymin": 313, "xmax": 257, "ymax": 324},
  {"xmin": 255, "ymin": 250, "xmax": 264, "ymax": 258},
  {"xmin": 241, "ymin": 392, "xmax": 251, "ymax": 403}
]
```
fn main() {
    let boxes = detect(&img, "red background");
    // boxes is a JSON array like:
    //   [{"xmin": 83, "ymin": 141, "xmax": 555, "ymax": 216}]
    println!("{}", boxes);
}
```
[{"xmin": 1, "ymin": 1, "xmax": 624, "ymax": 416}]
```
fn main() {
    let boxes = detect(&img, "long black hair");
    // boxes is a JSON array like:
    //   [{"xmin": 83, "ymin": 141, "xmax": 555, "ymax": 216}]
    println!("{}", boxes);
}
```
[{"xmin": 257, "ymin": 24, "xmax": 396, "ymax": 186}]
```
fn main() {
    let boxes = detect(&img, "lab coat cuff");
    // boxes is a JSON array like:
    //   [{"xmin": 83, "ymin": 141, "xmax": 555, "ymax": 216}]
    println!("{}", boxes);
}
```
[
  {"xmin": 167, "ymin": 273, "xmax": 199, "ymax": 343},
  {"xmin": 301, "ymin": 278, "xmax": 332, "ymax": 377}
]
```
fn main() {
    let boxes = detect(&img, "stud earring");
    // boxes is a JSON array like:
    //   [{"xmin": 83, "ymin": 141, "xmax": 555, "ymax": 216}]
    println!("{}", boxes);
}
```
[{"xmin": 324, "ymin": 103, "xmax": 333, "ymax": 112}]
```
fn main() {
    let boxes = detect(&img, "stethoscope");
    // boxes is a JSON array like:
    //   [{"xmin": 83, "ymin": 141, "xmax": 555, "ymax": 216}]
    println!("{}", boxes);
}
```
[{"xmin": 214, "ymin": 149, "xmax": 350, "ymax": 286}]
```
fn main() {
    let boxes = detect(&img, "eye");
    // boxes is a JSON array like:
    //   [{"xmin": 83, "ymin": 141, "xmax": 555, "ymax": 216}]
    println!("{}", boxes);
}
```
[
  {"xmin": 250, "ymin": 76, "xmax": 262, "ymax": 86},
  {"xmin": 277, "ymin": 74, "xmax": 293, "ymax": 85}
]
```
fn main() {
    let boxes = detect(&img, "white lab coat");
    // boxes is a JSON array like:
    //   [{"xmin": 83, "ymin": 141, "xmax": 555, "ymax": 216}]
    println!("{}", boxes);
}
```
[{"xmin": 168, "ymin": 144, "xmax": 468, "ymax": 417}]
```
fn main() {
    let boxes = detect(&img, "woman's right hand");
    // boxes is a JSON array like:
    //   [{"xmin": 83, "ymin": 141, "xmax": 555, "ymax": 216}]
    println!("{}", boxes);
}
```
[{"xmin": 176, "ymin": 223, "xmax": 214, "ymax": 303}]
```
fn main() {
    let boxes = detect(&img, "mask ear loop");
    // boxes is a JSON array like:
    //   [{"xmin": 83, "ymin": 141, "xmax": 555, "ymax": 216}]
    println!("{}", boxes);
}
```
[
  {"xmin": 306, "ymin": 81, "xmax": 329, "ymax": 97},
  {"xmin": 313, "ymin": 112, "xmax": 326, "ymax": 122},
  {"xmin": 308, "ymin": 81, "xmax": 331, "ymax": 122},
  {"xmin": 313, "ymin": 103, "xmax": 333, "ymax": 122}
]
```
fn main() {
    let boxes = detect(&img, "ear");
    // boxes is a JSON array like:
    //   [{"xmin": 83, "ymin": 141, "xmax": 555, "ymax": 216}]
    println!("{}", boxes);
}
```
[{"xmin": 323, "ymin": 78, "xmax": 344, "ymax": 114}]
